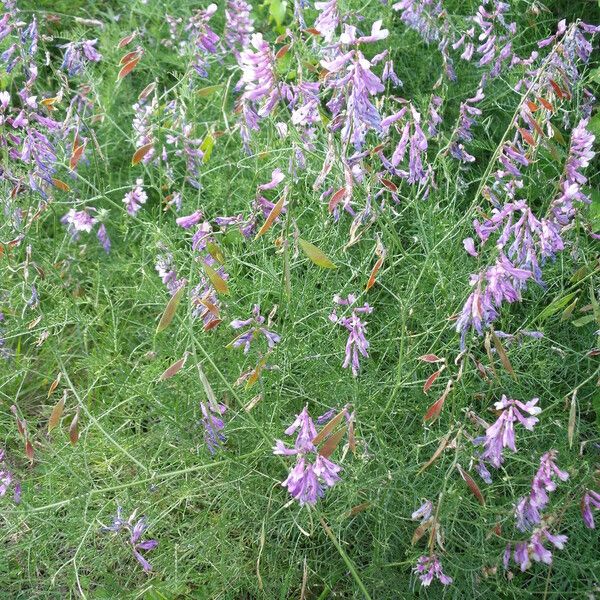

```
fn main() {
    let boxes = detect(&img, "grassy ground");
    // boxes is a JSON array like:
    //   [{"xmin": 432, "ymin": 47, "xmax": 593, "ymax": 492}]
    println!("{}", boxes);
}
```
[{"xmin": 1, "ymin": 0, "xmax": 600, "ymax": 598}]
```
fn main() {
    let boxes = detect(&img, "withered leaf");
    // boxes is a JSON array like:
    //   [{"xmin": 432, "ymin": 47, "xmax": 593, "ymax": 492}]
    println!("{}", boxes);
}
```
[
  {"xmin": 419, "ymin": 354, "xmax": 443, "ymax": 363},
  {"xmin": 423, "ymin": 368, "xmax": 443, "ymax": 394},
  {"xmin": 411, "ymin": 518, "xmax": 433, "ymax": 545},
  {"xmin": 131, "ymin": 142, "xmax": 154, "ymax": 165},
  {"xmin": 47, "ymin": 373, "xmax": 61, "ymax": 397},
  {"xmin": 456, "ymin": 464, "xmax": 485, "ymax": 505},
  {"xmin": 346, "ymin": 502, "xmax": 370, "ymax": 518},
  {"xmin": 417, "ymin": 433, "xmax": 450, "ymax": 475},
  {"xmin": 312, "ymin": 409, "xmax": 346, "ymax": 445},
  {"xmin": 318, "ymin": 425, "xmax": 346, "ymax": 459},
  {"xmin": 47, "ymin": 394, "xmax": 66, "ymax": 433},
  {"xmin": 159, "ymin": 353, "xmax": 188, "ymax": 381},
  {"xmin": 69, "ymin": 409, "xmax": 80, "ymax": 446},
  {"xmin": 423, "ymin": 380, "xmax": 452, "ymax": 421},
  {"xmin": 25, "ymin": 439, "xmax": 34, "ymax": 463},
  {"xmin": 568, "ymin": 392, "xmax": 577, "ymax": 449},
  {"xmin": 490, "ymin": 330, "xmax": 517, "ymax": 380},
  {"xmin": 156, "ymin": 284, "xmax": 185, "ymax": 333},
  {"xmin": 117, "ymin": 56, "xmax": 140, "ymax": 80},
  {"xmin": 255, "ymin": 196, "xmax": 285, "ymax": 239},
  {"xmin": 366, "ymin": 255, "xmax": 384, "ymax": 291},
  {"xmin": 328, "ymin": 187, "xmax": 346, "ymax": 213}
]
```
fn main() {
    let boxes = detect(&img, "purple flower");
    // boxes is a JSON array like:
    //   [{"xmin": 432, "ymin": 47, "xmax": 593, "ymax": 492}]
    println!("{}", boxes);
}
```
[
  {"xmin": 314, "ymin": 0, "xmax": 339, "ymax": 42},
  {"xmin": 506, "ymin": 527, "xmax": 567, "ymax": 572},
  {"xmin": 188, "ymin": 220, "xmax": 228, "ymax": 329},
  {"xmin": 238, "ymin": 33, "xmax": 279, "ymax": 130},
  {"xmin": 463, "ymin": 237, "xmax": 478, "ymax": 257},
  {"xmin": 200, "ymin": 401, "xmax": 227, "ymax": 455},
  {"xmin": 97, "ymin": 224, "xmax": 111, "ymax": 253},
  {"xmin": 229, "ymin": 304, "xmax": 280, "ymax": 353},
  {"xmin": 581, "ymin": 490, "xmax": 600, "ymax": 529},
  {"xmin": 59, "ymin": 39, "xmax": 102, "ymax": 76},
  {"xmin": 224, "ymin": 0, "xmax": 254, "ymax": 56},
  {"xmin": 155, "ymin": 249, "xmax": 185, "ymax": 295},
  {"xmin": 414, "ymin": 554, "xmax": 453, "ymax": 587},
  {"xmin": 321, "ymin": 42, "xmax": 385, "ymax": 150},
  {"xmin": 411, "ymin": 499, "xmax": 433, "ymax": 522},
  {"xmin": 258, "ymin": 168, "xmax": 284, "ymax": 190},
  {"xmin": 103, "ymin": 508, "xmax": 158, "ymax": 572},
  {"xmin": 273, "ymin": 406, "xmax": 342, "ymax": 506},
  {"xmin": 176, "ymin": 210, "xmax": 203, "ymax": 229},
  {"xmin": 0, "ymin": 448, "xmax": 19, "ymax": 503},
  {"xmin": 515, "ymin": 450, "xmax": 568, "ymax": 532},
  {"xmin": 330, "ymin": 294, "xmax": 373, "ymax": 376},
  {"xmin": 476, "ymin": 395, "xmax": 540, "ymax": 470},
  {"xmin": 62, "ymin": 208, "xmax": 96, "ymax": 234},
  {"xmin": 393, "ymin": 0, "xmax": 444, "ymax": 44},
  {"xmin": 123, "ymin": 179, "xmax": 147, "ymax": 216}
]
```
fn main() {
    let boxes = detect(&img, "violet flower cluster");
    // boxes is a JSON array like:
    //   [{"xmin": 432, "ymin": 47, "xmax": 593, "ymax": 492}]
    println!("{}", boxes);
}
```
[
  {"xmin": 330, "ymin": 294, "xmax": 373, "ymax": 376},
  {"xmin": 0, "ymin": 6, "xmax": 64, "ymax": 206},
  {"xmin": 498, "ymin": 451, "xmax": 569, "ymax": 572},
  {"xmin": 380, "ymin": 104, "xmax": 432, "ymax": 187},
  {"xmin": 504, "ymin": 527, "xmax": 568, "ymax": 572},
  {"xmin": 61, "ymin": 207, "xmax": 111, "ymax": 253},
  {"xmin": 155, "ymin": 247, "xmax": 185, "ymax": 296},
  {"xmin": 456, "ymin": 113, "xmax": 596, "ymax": 347},
  {"xmin": 230, "ymin": 304, "xmax": 280, "ymax": 353},
  {"xmin": 237, "ymin": 33, "xmax": 279, "ymax": 149},
  {"xmin": 320, "ymin": 21, "xmax": 389, "ymax": 151},
  {"xmin": 103, "ymin": 507, "xmax": 158, "ymax": 572},
  {"xmin": 273, "ymin": 406, "xmax": 342, "ymax": 506},
  {"xmin": 581, "ymin": 490, "xmax": 600, "ymax": 529},
  {"xmin": 514, "ymin": 450, "xmax": 569, "ymax": 532},
  {"xmin": 189, "ymin": 219, "xmax": 229, "ymax": 330},
  {"xmin": 59, "ymin": 39, "xmax": 102, "ymax": 76},
  {"xmin": 215, "ymin": 168, "xmax": 286, "ymax": 238},
  {"xmin": 224, "ymin": 0, "xmax": 254, "ymax": 56},
  {"xmin": 473, "ymin": 395, "xmax": 540, "ymax": 482},
  {"xmin": 200, "ymin": 401, "xmax": 227, "ymax": 455},
  {"xmin": 0, "ymin": 448, "xmax": 20, "ymax": 504},
  {"xmin": 414, "ymin": 554, "xmax": 453, "ymax": 587},
  {"xmin": 122, "ymin": 178, "xmax": 147, "ymax": 216}
]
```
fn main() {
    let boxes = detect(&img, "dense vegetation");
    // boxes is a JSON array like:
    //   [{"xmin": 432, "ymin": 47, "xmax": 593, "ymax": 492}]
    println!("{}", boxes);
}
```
[{"xmin": 1, "ymin": 0, "xmax": 599, "ymax": 597}]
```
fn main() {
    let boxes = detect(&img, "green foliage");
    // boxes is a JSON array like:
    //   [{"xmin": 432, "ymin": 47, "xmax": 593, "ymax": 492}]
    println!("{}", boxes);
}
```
[{"xmin": 1, "ymin": 0, "xmax": 599, "ymax": 599}]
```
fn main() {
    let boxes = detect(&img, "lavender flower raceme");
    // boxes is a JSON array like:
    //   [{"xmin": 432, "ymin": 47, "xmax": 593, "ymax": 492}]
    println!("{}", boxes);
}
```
[
  {"xmin": 229, "ymin": 304, "xmax": 280, "ymax": 353},
  {"xmin": 314, "ymin": 0, "xmax": 339, "ymax": 43},
  {"xmin": 581, "ymin": 490, "xmax": 600, "ymax": 529},
  {"xmin": 188, "ymin": 219, "xmax": 229, "ymax": 329},
  {"xmin": 155, "ymin": 247, "xmax": 185, "ymax": 295},
  {"xmin": 330, "ymin": 294, "xmax": 373, "ymax": 376},
  {"xmin": 0, "ymin": 314, "xmax": 12, "ymax": 360},
  {"xmin": 505, "ymin": 527, "xmax": 567, "ymax": 572},
  {"xmin": 183, "ymin": 4, "xmax": 220, "ymax": 79},
  {"xmin": 393, "ymin": 0, "xmax": 444, "ymax": 44},
  {"xmin": 200, "ymin": 401, "xmax": 227, "ymax": 455},
  {"xmin": 59, "ymin": 39, "xmax": 102, "ymax": 76},
  {"xmin": 273, "ymin": 406, "xmax": 342, "ymax": 506},
  {"xmin": 474, "ymin": 395, "xmax": 540, "ymax": 473},
  {"xmin": 224, "ymin": 0, "xmax": 254, "ymax": 56},
  {"xmin": 0, "ymin": 449, "xmax": 20, "ymax": 503},
  {"xmin": 514, "ymin": 450, "xmax": 569, "ymax": 532},
  {"xmin": 123, "ymin": 178, "xmax": 147, "ymax": 216},
  {"xmin": 320, "ymin": 22, "xmax": 388, "ymax": 151},
  {"xmin": 237, "ymin": 33, "xmax": 280, "ymax": 147},
  {"xmin": 103, "ymin": 508, "xmax": 158, "ymax": 572},
  {"xmin": 414, "ymin": 554, "xmax": 453, "ymax": 587}
]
